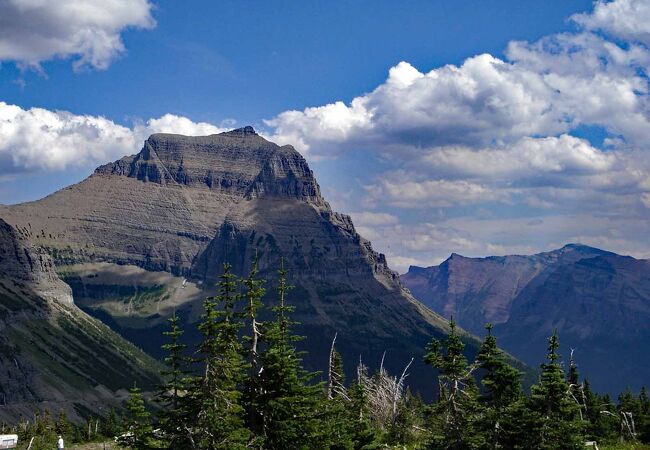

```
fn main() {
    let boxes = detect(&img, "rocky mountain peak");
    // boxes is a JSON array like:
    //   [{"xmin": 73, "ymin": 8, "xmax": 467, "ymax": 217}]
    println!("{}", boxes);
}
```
[
  {"xmin": 558, "ymin": 242, "xmax": 611, "ymax": 255},
  {"xmin": 93, "ymin": 129, "xmax": 326, "ymax": 207},
  {"xmin": 222, "ymin": 125, "xmax": 258, "ymax": 136}
]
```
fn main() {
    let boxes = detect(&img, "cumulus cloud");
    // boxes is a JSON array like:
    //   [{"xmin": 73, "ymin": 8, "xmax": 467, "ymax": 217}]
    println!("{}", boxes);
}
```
[
  {"xmin": 572, "ymin": 0, "xmax": 650, "ymax": 45},
  {"xmin": 268, "ymin": 55, "xmax": 568, "ymax": 153},
  {"xmin": 0, "ymin": 102, "xmax": 227, "ymax": 174},
  {"xmin": 269, "ymin": 34, "xmax": 650, "ymax": 157},
  {"xmin": 349, "ymin": 211, "xmax": 400, "ymax": 226},
  {"xmin": 0, "ymin": 0, "xmax": 155, "ymax": 71},
  {"xmin": 262, "ymin": 0, "xmax": 650, "ymax": 267},
  {"xmin": 421, "ymin": 135, "xmax": 615, "ymax": 179},
  {"xmin": 134, "ymin": 114, "xmax": 226, "ymax": 142},
  {"xmin": 365, "ymin": 174, "xmax": 505, "ymax": 208}
]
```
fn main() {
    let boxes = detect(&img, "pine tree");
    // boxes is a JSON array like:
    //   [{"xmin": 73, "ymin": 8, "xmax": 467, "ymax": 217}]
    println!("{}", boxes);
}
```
[
  {"xmin": 639, "ymin": 387, "xmax": 650, "ymax": 443},
  {"xmin": 386, "ymin": 389, "xmax": 424, "ymax": 447},
  {"xmin": 190, "ymin": 262, "xmax": 251, "ymax": 449},
  {"xmin": 103, "ymin": 408, "xmax": 121, "ymax": 439},
  {"xmin": 347, "ymin": 378, "xmax": 380, "ymax": 449},
  {"xmin": 55, "ymin": 410, "xmax": 72, "ymax": 438},
  {"xmin": 256, "ymin": 262, "xmax": 326, "ymax": 449},
  {"xmin": 324, "ymin": 338, "xmax": 354, "ymax": 450},
  {"xmin": 424, "ymin": 318, "xmax": 484, "ymax": 450},
  {"xmin": 241, "ymin": 255, "xmax": 266, "ymax": 444},
  {"xmin": 582, "ymin": 380, "xmax": 617, "ymax": 442},
  {"xmin": 566, "ymin": 350, "xmax": 585, "ymax": 420},
  {"xmin": 118, "ymin": 384, "xmax": 153, "ymax": 450},
  {"xmin": 618, "ymin": 389, "xmax": 641, "ymax": 442},
  {"xmin": 526, "ymin": 332, "xmax": 584, "ymax": 449},
  {"xmin": 475, "ymin": 323, "xmax": 523, "ymax": 449},
  {"xmin": 156, "ymin": 311, "xmax": 192, "ymax": 448}
]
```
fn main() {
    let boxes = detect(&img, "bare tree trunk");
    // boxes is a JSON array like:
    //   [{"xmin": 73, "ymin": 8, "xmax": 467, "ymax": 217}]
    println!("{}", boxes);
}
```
[{"xmin": 327, "ymin": 333, "xmax": 338, "ymax": 400}]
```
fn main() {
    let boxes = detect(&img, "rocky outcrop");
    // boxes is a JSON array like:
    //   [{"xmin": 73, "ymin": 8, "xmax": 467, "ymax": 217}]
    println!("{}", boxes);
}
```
[
  {"xmin": 402, "ymin": 244, "xmax": 650, "ymax": 394},
  {"xmin": 0, "ymin": 219, "xmax": 72, "ymax": 305}
]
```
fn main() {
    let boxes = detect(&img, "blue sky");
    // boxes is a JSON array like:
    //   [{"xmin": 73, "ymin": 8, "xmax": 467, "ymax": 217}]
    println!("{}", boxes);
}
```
[{"xmin": 2, "ymin": 0, "xmax": 650, "ymax": 271}]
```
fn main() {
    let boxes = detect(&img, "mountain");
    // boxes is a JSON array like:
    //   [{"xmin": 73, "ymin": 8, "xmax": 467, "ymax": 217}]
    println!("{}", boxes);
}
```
[
  {"xmin": 0, "ymin": 127, "xmax": 489, "ymax": 398},
  {"xmin": 0, "ymin": 219, "xmax": 160, "ymax": 423},
  {"xmin": 402, "ymin": 244, "xmax": 650, "ymax": 394}
]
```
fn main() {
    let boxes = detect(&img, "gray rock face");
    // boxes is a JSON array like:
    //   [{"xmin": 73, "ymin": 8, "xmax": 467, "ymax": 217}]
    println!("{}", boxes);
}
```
[
  {"xmin": 0, "ymin": 127, "xmax": 477, "ymax": 398},
  {"xmin": 0, "ymin": 219, "xmax": 72, "ymax": 304},
  {"xmin": 0, "ymin": 220, "xmax": 160, "ymax": 422},
  {"xmin": 401, "ymin": 244, "xmax": 650, "ymax": 394}
]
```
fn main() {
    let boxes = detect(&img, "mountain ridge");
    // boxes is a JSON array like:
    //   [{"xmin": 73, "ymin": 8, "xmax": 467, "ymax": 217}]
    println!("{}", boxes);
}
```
[{"xmin": 401, "ymin": 244, "xmax": 650, "ymax": 394}]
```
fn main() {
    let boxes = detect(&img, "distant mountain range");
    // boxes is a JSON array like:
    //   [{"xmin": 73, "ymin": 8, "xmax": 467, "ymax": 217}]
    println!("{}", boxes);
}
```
[
  {"xmin": 402, "ymin": 244, "xmax": 650, "ymax": 394},
  {"xmin": 0, "ymin": 127, "xmax": 496, "ymax": 407}
]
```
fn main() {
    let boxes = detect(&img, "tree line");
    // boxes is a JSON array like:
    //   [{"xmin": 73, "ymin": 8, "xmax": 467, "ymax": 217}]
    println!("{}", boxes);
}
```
[{"xmin": 8, "ymin": 261, "xmax": 650, "ymax": 449}]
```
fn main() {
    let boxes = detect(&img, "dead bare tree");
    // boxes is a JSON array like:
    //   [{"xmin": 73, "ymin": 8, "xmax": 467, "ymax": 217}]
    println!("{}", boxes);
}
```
[
  {"xmin": 356, "ymin": 353, "xmax": 413, "ymax": 430},
  {"xmin": 327, "ymin": 333, "xmax": 349, "ymax": 401},
  {"xmin": 601, "ymin": 410, "xmax": 637, "ymax": 443}
]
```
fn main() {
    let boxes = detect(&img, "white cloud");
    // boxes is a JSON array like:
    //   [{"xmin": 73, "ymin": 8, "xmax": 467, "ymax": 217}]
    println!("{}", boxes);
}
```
[
  {"xmin": 0, "ymin": 102, "xmax": 227, "ymax": 174},
  {"xmin": 365, "ymin": 172, "xmax": 506, "ymax": 208},
  {"xmin": 268, "ymin": 55, "xmax": 568, "ymax": 155},
  {"xmin": 0, "ymin": 0, "xmax": 155, "ymax": 71},
  {"xmin": 261, "ymin": 0, "xmax": 650, "ymax": 270},
  {"xmin": 134, "ymin": 114, "xmax": 226, "ymax": 141},
  {"xmin": 572, "ymin": 0, "xmax": 650, "ymax": 45},
  {"xmin": 420, "ymin": 135, "xmax": 616, "ymax": 180},
  {"xmin": 269, "ymin": 33, "xmax": 650, "ymax": 158},
  {"xmin": 349, "ymin": 211, "xmax": 400, "ymax": 226}
]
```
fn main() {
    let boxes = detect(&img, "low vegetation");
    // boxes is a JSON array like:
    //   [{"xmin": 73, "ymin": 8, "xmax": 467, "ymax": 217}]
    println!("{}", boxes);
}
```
[{"xmin": 5, "ymin": 261, "xmax": 650, "ymax": 449}]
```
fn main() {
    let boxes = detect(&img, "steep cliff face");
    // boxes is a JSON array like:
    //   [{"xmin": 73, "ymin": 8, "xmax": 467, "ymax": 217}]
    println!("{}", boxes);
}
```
[
  {"xmin": 0, "ymin": 128, "xmax": 475, "ymax": 398},
  {"xmin": 0, "ymin": 219, "xmax": 160, "ymax": 422},
  {"xmin": 402, "ymin": 244, "xmax": 650, "ymax": 394},
  {"xmin": 0, "ymin": 219, "xmax": 73, "ymax": 305}
]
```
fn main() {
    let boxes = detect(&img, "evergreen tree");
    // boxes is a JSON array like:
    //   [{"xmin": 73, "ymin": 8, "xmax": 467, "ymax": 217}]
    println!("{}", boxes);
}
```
[
  {"xmin": 55, "ymin": 410, "xmax": 72, "ymax": 438},
  {"xmin": 618, "ymin": 389, "xmax": 641, "ymax": 442},
  {"xmin": 156, "ymin": 311, "xmax": 192, "ymax": 448},
  {"xmin": 424, "ymin": 318, "xmax": 484, "ymax": 450},
  {"xmin": 475, "ymin": 323, "xmax": 523, "ymax": 449},
  {"xmin": 118, "ymin": 384, "xmax": 153, "ymax": 450},
  {"xmin": 526, "ymin": 332, "xmax": 584, "ymax": 449},
  {"xmin": 241, "ymin": 255, "xmax": 266, "ymax": 444},
  {"xmin": 189, "ymin": 263, "xmax": 251, "ymax": 449},
  {"xmin": 386, "ymin": 389, "xmax": 424, "ymax": 447},
  {"xmin": 347, "ymin": 379, "xmax": 380, "ymax": 449},
  {"xmin": 639, "ymin": 387, "xmax": 650, "ymax": 443},
  {"xmin": 566, "ymin": 350, "xmax": 585, "ymax": 420},
  {"xmin": 256, "ymin": 262, "xmax": 325, "ymax": 449},
  {"xmin": 103, "ymin": 408, "xmax": 121, "ymax": 439},
  {"xmin": 324, "ymin": 341, "xmax": 355, "ymax": 450}
]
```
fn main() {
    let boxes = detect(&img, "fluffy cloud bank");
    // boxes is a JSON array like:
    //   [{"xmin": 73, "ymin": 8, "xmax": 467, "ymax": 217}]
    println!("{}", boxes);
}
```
[
  {"xmin": 0, "ymin": 102, "xmax": 225, "ymax": 173},
  {"xmin": 0, "ymin": 0, "xmax": 155, "ymax": 70},
  {"xmin": 572, "ymin": 0, "xmax": 650, "ymax": 45},
  {"xmin": 265, "ymin": 0, "xmax": 650, "ymax": 268}
]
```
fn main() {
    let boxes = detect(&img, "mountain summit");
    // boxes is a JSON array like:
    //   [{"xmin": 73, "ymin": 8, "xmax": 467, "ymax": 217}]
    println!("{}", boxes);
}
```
[
  {"xmin": 402, "ymin": 245, "xmax": 650, "ymax": 394},
  {"xmin": 0, "ymin": 129, "xmax": 480, "ymax": 398}
]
